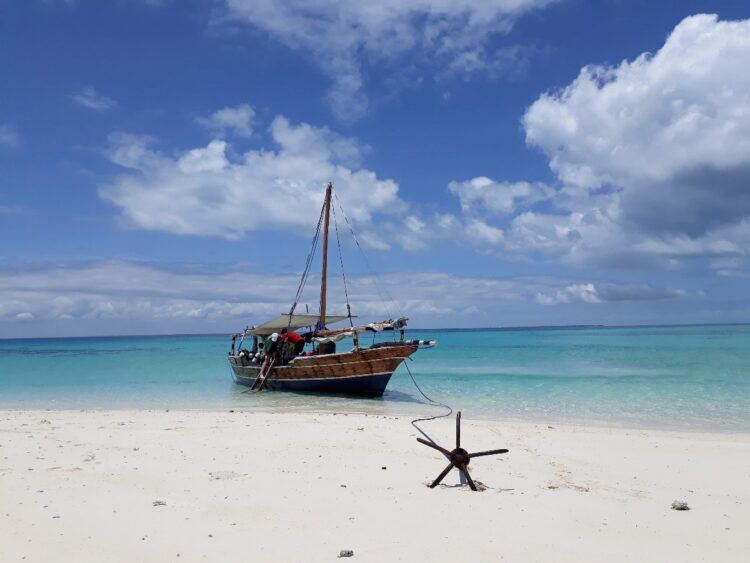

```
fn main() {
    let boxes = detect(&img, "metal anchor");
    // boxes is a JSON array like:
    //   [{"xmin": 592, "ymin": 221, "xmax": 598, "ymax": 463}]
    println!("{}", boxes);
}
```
[{"xmin": 417, "ymin": 411, "xmax": 509, "ymax": 491}]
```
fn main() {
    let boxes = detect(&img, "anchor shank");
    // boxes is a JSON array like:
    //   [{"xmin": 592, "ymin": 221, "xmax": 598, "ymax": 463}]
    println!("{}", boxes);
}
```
[
  {"xmin": 417, "ymin": 437, "xmax": 452, "ymax": 457},
  {"xmin": 456, "ymin": 411, "xmax": 461, "ymax": 449},
  {"xmin": 469, "ymin": 448, "xmax": 509, "ymax": 458}
]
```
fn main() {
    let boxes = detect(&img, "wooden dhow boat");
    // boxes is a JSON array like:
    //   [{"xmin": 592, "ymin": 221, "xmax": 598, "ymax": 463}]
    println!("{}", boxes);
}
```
[{"xmin": 228, "ymin": 182, "xmax": 435, "ymax": 397}]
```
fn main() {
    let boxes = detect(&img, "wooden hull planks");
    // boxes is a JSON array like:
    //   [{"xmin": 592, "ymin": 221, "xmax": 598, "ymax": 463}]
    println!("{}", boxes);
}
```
[{"xmin": 229, "ymin": 344, "xmax": 417, "ymax": 397}]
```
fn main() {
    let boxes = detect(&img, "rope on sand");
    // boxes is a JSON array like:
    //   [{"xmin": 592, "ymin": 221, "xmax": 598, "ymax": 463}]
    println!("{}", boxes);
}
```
[{"xmin": 403, "ymin": 360, "xmax": 453, "ymax": 446}]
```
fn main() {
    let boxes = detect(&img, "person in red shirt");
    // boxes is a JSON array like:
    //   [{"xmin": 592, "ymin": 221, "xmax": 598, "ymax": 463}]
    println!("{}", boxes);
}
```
[{"xmin": 280, "ymin": 328, "xmax": 305, "ymax": 356}]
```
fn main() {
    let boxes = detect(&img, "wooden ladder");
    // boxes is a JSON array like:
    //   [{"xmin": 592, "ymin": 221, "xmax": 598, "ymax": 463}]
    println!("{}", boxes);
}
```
[{"xmin": 250, "ymin": 358, "xmax": 275, "ymax": 393}]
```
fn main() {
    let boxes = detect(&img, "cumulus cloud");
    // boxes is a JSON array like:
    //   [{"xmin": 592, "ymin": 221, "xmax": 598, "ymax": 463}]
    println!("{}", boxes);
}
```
[
  {"xmin": 0, "ymin": 124, "xmax": 20, "ymax": 147},
  {"xmin": 70, "ymin": 87, "xmax": 118, "ymax": 111},
  {"xmin": 222, "ymin": 0, "xmax": 556, "ymax": 121},
  {"xmin": 196, "ymin": 103, "xmax": 255, "ymax": 138},
  {"xmin": 100, "ymin": 115, "xmax": 403, "ymax": 240},
  {"xmin": 449, "ymin": 177, "xmax": 553, "ymax": 216},
  {"xmin": 447, "ymin": 14, "xmax": 750, "ymax": 269},
  {"xmin": 524, "ymin": 14, "xmax": 750, "ymax": 236}
]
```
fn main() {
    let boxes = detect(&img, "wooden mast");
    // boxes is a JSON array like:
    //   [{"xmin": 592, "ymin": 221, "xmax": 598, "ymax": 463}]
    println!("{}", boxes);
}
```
[{"xmin": 319, "ymin": 182, "xmax": 333, "ymax": 328}]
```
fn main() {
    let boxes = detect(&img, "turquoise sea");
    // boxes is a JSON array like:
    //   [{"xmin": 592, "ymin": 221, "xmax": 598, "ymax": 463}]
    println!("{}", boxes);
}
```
[{"xmin": 1, "ymin": 325, "xmax": 749, "ymax": 431}]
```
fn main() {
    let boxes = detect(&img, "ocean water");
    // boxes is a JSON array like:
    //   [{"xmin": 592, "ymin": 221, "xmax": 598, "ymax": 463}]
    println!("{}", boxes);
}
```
[{"xmin": 1, "ymin": 325, "xmax": 749, "ymax": 431}]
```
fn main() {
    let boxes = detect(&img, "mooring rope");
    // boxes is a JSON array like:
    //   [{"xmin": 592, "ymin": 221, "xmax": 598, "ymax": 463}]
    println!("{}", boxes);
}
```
[{"xmin": 403, "ymin": 360, "xmax": 453, "ymax": 446}]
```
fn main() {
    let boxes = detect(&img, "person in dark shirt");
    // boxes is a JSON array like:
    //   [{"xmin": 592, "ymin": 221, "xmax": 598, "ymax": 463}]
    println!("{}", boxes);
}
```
[{"xmin": 260, "ymin": 332, "xmax": 280, "ymax": 373}]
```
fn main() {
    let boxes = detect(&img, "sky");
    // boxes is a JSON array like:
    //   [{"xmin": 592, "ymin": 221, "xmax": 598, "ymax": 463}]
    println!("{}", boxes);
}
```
[{"xmin": 2, "ymin": 0, "xmax": 750, "ymax": 337}]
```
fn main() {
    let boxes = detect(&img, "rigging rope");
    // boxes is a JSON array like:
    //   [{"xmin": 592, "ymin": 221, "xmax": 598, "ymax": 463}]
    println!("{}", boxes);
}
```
[
  {"xmin": 330, "ymin": 191, "xmax": 452, "ymax": 436},
  {"xmin": 332, "ymin": 192, "xmax": 396, "ymax": 321},
  {"xmin": 331, "ymin": 202, "xmax": 354, "ymax": 329},
  {"xmin": 288, "ymin": 195, "xmax": 326, "ymax": 321}
]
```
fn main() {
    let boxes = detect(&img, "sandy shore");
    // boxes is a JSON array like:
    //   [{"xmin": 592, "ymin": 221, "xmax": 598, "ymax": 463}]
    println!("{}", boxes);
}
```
[{"xmin": 1, "ymin": 409, "xmax": 748, "ymax": 562}]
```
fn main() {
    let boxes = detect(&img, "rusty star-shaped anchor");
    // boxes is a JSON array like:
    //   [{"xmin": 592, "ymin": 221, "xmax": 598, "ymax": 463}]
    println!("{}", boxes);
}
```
[{"xmin": 417, "ymin": 411, "xmax": 509, "ymax": 491}]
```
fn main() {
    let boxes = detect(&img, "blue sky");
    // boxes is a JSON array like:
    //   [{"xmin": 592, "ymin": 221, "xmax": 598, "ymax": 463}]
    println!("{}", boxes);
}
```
[{"xmin": 2, "ymin": 0, "xmax": 750, "ymax": 337}]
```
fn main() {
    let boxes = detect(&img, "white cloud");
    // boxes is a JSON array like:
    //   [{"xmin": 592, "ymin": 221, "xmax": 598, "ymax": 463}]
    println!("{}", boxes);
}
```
[
  {"xmin": 535, "ymin": 283, "xmax": 688, "ymax": 306},
  {"xmin": 535, "ymin": 283, "xmax": 601, "ymax": 305},
  {"xmin": 100, "ymin": 115, "xmax": 403, "ymax": 240},
  {"xmin": 0, "ymin": 262, "xmax": 692, "ymax": 332},
  {"xmin": 222, "ymin": 0, "xmax": 556, "ymax": 121},
  {"xmin": 196, "ymin": 103, "xmax": 255, "ymax": 138},
  {"xmin": 0, "ymin": 124, "xmax": 19, "ymax": 147},
  {"xmin": 441, "ymin": 44, "xmax": 537, "ymax": 82},
  {"xmin": 449, "ymin": 177, "xmax": 553, "ymax": 215},
  {"xmin": 524, "ymin": 14, "xmax": 750, "ymax": 236},
  {"xmin": 447, "ymin": 14, "xmax": 750, "ymax": 269},
  {"xmin": 465, "ymin": 218, "xmax": 505, "ymax": 246},
  {"xmin": 70, "ymin": 87, "xmax": 118, "ymax": 111}
]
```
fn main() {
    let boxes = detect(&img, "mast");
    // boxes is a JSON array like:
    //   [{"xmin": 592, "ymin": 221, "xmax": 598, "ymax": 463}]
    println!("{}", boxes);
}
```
[{"xmin": 319, "ymin": 182, "xmax": 333, "ymax": 328}]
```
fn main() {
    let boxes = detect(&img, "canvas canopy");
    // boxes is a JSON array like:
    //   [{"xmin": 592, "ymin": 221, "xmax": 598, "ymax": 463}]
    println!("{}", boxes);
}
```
[{"xmin": 244, "ymin": 314, "xmax": 350, "ymax": 336}]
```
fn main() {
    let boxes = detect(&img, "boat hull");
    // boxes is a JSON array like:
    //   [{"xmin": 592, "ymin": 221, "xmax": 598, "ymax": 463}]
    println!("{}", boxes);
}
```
[
  {"xmin": 229, "ymin": 344, "xmax": 416, "ymax": 397},
  {"xmin": 234, "ymin": 370, "xmax": 394, "ymax": 397}
]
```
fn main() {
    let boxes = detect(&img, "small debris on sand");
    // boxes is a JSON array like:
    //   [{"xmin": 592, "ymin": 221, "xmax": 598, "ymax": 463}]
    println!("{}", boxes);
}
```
[
  {"xmin": 671, "ymin": 500, "xmax": 690, "ymax": 511},
  {"xmin": 152, "ymin": 500, "xmax": 167, "ymax": 507},
  {"xmin": 338, "ymin": 549, "xmax": 354, "ymax": 558}
]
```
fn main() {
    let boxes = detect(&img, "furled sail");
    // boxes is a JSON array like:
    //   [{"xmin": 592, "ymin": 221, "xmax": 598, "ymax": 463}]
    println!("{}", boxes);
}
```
[
  {"xmin": 313, "ymin": 317, "xmax": 409, "ymax": 343},
  {"xmin": 245, "ymin": 314, "xmax": 350, "ymax": 336}
]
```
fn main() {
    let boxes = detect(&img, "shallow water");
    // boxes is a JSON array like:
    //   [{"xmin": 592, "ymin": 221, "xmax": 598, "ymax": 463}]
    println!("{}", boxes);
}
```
[{"xmin": 1, "ymin": 325, "xmax": 749, "ymax": 431}]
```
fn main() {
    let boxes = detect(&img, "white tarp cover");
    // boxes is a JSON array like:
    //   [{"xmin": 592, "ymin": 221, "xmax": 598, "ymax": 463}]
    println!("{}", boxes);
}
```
[
  {"xmin": 245, "ymin": 314, "xmax": 349, "ymax": 336},
  {"xmin": 313, "ymin": 318, "xmax": 409, "ymax": 343}
]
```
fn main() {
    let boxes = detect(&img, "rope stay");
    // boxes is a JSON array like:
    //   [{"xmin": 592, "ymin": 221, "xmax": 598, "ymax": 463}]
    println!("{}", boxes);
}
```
[
  {"xmin": 331, "ymin": 202, "xmax": 354, "ymax": 329},
  {"xmin": 332, "ymin": 192, "xmax": 397, "ymax": 321},
  {"xmin": 256, "ymin": 183, "xmax": 455, "ymax": 438},
  {"xmin": 288, "ymin": 195, "xmax": 326, "ymax": 321},
  {"xmin": 286, "ymin": 184, "xmax": 395, "ymax": 339}
]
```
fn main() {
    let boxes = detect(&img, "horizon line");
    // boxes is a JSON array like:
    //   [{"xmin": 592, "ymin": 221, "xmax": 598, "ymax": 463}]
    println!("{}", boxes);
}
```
[{"xmin": 1, "ymin": 321, "xmax": 748, "ymax": 341}]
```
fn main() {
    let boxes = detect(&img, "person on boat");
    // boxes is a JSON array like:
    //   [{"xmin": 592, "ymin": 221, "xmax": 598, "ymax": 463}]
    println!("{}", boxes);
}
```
[
  {"xmin": 259, "ymin": 332, "xmax": 280, "ymax": 373},
  {"xmin": 264, "ymin": 333, "xmax": 280, "ymax": 357},
  {"xmin": 280, "ymin": 328, "xmax": 305, "ymax": 356}
]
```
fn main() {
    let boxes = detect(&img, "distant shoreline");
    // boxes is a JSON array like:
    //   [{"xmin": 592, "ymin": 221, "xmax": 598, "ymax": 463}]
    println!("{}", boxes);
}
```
[{"xmin": 2, "ymin": 321, "xmax": 749, "ymax": 342}]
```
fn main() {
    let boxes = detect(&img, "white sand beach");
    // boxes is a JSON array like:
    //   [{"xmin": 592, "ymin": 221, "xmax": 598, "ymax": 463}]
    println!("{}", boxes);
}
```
[{"xmin": 1, "ymin": 409, "xmax": 748, "ymax": 562}]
